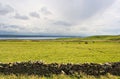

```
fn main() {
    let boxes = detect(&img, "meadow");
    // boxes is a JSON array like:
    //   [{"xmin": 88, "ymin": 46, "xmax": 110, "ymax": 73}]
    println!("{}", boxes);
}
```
[
  {"xmin": 0, "ymin": 35, "xmax": 120, "ymax": 79},
  {"xmin": 0, "ymin": 40, "xmax": 120, "ymax": 63}
]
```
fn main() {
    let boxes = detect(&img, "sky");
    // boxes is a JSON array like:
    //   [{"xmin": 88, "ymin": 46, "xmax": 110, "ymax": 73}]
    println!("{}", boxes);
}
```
[{"xmin": 0, "ymin": 0, "xmax": 120, "ymax": 36}]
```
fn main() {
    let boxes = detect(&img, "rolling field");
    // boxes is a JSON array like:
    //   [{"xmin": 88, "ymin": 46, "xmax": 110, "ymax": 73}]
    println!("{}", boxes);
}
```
[
  {"xmin": 0, "ymin": 40, "xmax": 120, "ymax": 63},
  {"xmin": 0, "ymin": 36, "xmax": 120, "ymax": 79}
]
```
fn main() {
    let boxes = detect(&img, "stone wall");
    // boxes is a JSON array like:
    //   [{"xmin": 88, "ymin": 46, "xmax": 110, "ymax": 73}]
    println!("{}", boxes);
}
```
[{"xmin": 0, "ymin": 61, "xmax": 120, "ymax": 76}]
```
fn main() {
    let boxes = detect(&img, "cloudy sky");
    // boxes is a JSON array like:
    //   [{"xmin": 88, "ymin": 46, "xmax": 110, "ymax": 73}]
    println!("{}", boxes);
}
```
[{"xmin": 0, "ymin": 0, "xmax": 120, "ymax": 36}]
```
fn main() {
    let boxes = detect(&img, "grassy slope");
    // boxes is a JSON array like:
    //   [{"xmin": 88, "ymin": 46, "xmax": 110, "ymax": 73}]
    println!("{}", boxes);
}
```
[
  {"xmin": 83, "ymin": 35, "xmax": 120, "ymax": 40},
  {"xmin": 57, "ymin": 35, "xmax": 120, "ymax": 41}
]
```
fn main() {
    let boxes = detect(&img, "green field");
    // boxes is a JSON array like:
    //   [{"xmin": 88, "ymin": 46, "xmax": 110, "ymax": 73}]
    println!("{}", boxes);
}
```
[
  {"xmin": 0, "ymin": 37, "xmax": 120, "ymax": 63},
  {"xmin": 0, "ymin": 35, "xmax": 120, "ymax": 79}
]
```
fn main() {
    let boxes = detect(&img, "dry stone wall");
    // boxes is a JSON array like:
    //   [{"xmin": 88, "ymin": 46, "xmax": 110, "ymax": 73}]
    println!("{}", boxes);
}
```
[{"xmin": 0, "ymin": 61, "xmax": 120, "ymax": 76}]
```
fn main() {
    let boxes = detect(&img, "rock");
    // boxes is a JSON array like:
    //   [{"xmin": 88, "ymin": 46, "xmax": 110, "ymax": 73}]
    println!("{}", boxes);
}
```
[{"xmin": 0, "ymin": 61, "xmax": 120, "ymax": 76}]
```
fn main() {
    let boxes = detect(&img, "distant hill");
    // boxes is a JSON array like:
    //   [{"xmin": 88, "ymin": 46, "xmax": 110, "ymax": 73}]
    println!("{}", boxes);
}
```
[
  {"xmin": 57, "ymin": 35, "xmax": 120, "ymax": 41},
  {"xmin": 84, "ymin": 35, "xmax": 120, "ymax": 40}
]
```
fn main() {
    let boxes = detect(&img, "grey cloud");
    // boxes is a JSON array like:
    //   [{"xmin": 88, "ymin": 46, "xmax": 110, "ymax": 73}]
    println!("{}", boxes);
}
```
[
  {"xmin": 0, "ymin": 23, "xmax": 24, "ymax": 34},
  {"xmin": 79, "ymin": 0, "xmax": 115, "ymax": 19},
  {"xmin": 101, "ymin": 27, "xmax": 120, "ymax": 34},
  {"xmin": 0, "ymin": 3, "xmax": 14, "ymax": 15},
  {"xmin": 0, "ymin": 0, "xmax": 119, "ymax": 36},
  {"xmin": 40, "ymin": 7, "xmax": 52, "ymax": 15},
  {"xmin": 29, "ymin": 12, "xmax": 40, "ymax": 18},
  {"xmin": 0, "ymin": 23, "xmax": 24, "ymax": 30},
  {"xmin": 0, "ymin": 30, "xmax": 14, "ymax": 34},
  {"xmin": 52, "ymin": 0, "xmax": 115, "ymax": 21},
  {"xmin": 14, "ymin": 13, "xmax": 29, "ymax": 20},
  {"xmin": 53, "ymin": 21, "xmax": 72, "ymax": 26}
]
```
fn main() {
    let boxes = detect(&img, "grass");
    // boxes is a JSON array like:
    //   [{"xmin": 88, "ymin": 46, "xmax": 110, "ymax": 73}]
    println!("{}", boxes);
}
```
[
  {"xmin": 0, "ymin": 73, "xmax": 119, "ymax": 79},
  {"xmin": 0, "ymin": 40, "xmax": 120, "ymax": 63},
  {"xmin": 0, "ymin": 35, "xmax": 120, "ymax": 79}
]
